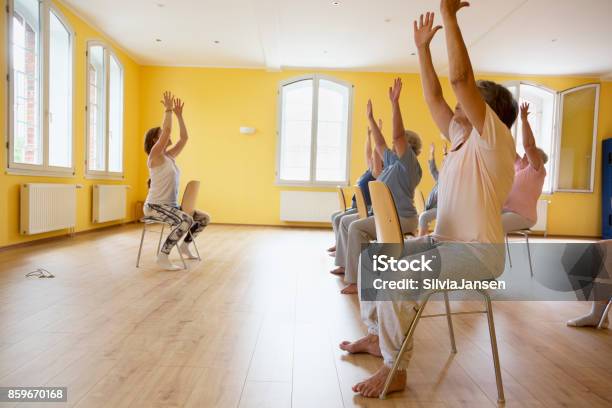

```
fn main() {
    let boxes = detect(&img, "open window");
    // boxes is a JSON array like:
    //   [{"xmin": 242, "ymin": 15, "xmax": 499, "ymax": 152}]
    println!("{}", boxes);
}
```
[
  {"xmin": 505, "ymin": 82, "xmax": 599, "ymax": 194},
  {"xmin": 554, "ymin": 84, "xmax": 599, "ymax": 192},
  {"xmin": 277, "ymin": 75, "xmax": 353, "ymax": 186}
]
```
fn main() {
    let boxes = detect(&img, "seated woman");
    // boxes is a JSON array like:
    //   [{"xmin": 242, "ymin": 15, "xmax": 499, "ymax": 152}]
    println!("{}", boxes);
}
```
[
  {"xmin": 328, "ymin": 126, "xmax": 382, "ymax": 256},
  {"xmin": 333, "ymin": 78, "xmax": 422, "ymax": 294},
  {"xmin": 143, "ymin": 92, "xmax": 210, "ymax": 270},
  {"xmin": 502, "ymin": 102, "xmax": 548, "ymax": 233},
  {"xmin": 341, "ymin": 6, "xmax": 518, "ymax": 397},
  {"xmin": 418, "ymin": 142, "xmax": 446, "ymax": 236}
]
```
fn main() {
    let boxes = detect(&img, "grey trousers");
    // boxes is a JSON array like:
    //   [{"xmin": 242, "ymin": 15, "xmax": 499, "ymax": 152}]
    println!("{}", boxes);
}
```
[
  {"xmin": 358, "ymin": 236, "xmax": 504, "ymax": 368},
  {"xmin": 331, "ymin": 208, "xmax": 358, "ymax": 245},
  {"xmin": 336, "ymin": 214, "xmax": 419, "ymax": 284}
]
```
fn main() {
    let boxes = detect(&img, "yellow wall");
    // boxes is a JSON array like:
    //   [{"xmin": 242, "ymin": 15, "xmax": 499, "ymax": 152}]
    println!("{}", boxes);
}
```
[
  {"xmin": 140, "ymin": 67, "xmax": 610, "ymax": 237},
  {"xmin": 0, "ymin": 1, "xmax": 142, "ymax": 247},
  {"xmin": 0, "ymin": 1, "xmax": 610, "ymax": 248}
]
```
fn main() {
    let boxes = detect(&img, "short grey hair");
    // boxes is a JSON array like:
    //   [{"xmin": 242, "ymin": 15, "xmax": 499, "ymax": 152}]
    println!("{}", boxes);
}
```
[
  {"xmin": 404, "ymin": 130, "xmax": 422, "ymax": 156},
  {"xmin": 537, "ymin": 148, "xmax": 549, "ymax": 165}
]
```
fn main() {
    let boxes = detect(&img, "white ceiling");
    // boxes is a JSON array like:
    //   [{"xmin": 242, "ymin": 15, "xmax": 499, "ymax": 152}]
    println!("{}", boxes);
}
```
[{"xmin": 61, "ymin": 0, "xmax": 612, "ymax": 77}]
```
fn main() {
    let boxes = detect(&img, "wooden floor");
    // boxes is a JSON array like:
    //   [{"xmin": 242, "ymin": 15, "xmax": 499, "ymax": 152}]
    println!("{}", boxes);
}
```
[{"xmin": 0, "ymin": 224, "xmax": 610, "ymax": 408}]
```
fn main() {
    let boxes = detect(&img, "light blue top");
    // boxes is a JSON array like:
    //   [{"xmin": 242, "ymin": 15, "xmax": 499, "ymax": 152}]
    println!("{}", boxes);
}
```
[{"xmin": 378, "ymin": 147, "xmax": 422, "ymax": 218}]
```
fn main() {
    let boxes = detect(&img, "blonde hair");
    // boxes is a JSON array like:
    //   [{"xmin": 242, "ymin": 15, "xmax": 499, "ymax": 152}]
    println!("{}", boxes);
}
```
[{"xmin": 404, "ymin": 130, "xmax": 422, "ymax": 156}]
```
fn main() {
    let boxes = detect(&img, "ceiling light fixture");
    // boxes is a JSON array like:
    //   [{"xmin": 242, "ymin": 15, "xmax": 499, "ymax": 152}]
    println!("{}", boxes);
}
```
[
  {"xmin": 156, "ymin": 38, "xmax": 162, "ymax": 42},
  {"xmin": 332, "ymin": 1, "xmax": 340, "ymax": 6},
  {"xmin": 213, "ymin": 40, "xmax": 220, "ymax": 44}
]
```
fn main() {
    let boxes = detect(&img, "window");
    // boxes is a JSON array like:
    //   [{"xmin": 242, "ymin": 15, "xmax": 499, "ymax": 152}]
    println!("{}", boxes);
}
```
[
  {"xmin": 505, "ymin": 82, "xmax": 599, "ymax": 194},
  {"xmin": 277, "ymin": 75, "xmax": 352, "ymax": 186},
  {"xmin": 86, "ymin": 43, "xmax": 124, "ymax": 178},
  {"xmin": 506, "ymin": 83, "xmax": 556, "ymax": 193},
  {"xmin": 7, "ymin": 0, "xmax": 73, "ymax": 175}
]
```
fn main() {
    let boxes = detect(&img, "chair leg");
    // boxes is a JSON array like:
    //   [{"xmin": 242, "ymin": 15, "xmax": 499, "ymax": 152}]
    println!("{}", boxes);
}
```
[
  {"xmin": 156, "ymin": 225, "xmax": 165, "ymax": 255},
  {"xmin": 524, "ymin": 233, "xmax": 534, "ymax": 278},
  {"xmin": 597, "ymin": 300, "xmax": 611, "ymax": 330},
  {"xmin": 443, "ymin": 291, "xmax": 457, "ymax": 353},
  {"xmin": 188, "ymin": 230, "xmax": 201, "ymax": 261},
  {"xmin": 380, "ymin": 293, "xmax": 433, "ymax": 399},
  {"xmin": 136, "ymin": 225, "xmax": 146, "ymax": 268},
  {"xmin": 479, "ymin": 290, "xmax": 505, "ymax": 403},
  {"xmin": 505, "ymin": 234, "xmax": 512, "ymax": 268}
]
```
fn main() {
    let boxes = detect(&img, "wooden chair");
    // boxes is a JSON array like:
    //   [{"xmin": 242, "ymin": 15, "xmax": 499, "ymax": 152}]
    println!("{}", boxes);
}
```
[
  {"xmin": 353, "ymin": 185, "xmax": 368, "ymax": 220},
  {"xmin": 336, "ymin": 185, "xmax": 348, "ymax": 212},
  {"xmin": 368, "ymin": 181, "xmax": 505, "ymax": 402},
  {"xmin": 136, "ymin": 180, "xmax": 202, "ymax": 268}
]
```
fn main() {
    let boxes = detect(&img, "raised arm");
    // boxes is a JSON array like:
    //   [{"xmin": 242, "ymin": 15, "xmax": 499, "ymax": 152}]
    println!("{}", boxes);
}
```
[
  {"xmin": 166, "ymin": 98, "xmax": 188, "ymax": 158},
  {"xmin": 372, "ymin": 119, "xmax": 384, "ymax": 178},
  {"xmin": 149, "ymin": 91, "xmax": 174, "ymax": 164},
  {"xmin": 441, "ymin": 1, "xmax": 487, "ymax": 135},
  {"xmin": 520, "ymin": 102, "xmax": 543, "ymax": 170},
  {"xmin": 428, "ymin": 143, "xmax": 440, "ymax": 181},
  {"xmin": 367, "ymin": 99, "xmax": 388, "ymax": 159},
  {"xmin": 365, "ymin": 127, "xmax": 373, "ymax": 172},
  {"xmin": 414, "ymin": 12, "xmax": 454, "ymax": 140},
  {"xmin": 389, "ymin": 78, "xmax": 407, "ymax": 158}
]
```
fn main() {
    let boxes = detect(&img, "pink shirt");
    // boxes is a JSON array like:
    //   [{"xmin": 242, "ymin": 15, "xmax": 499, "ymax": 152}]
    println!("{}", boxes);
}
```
[{"xmin": 503, "ymin": 158, "xmax": 546, "ymax": 223}]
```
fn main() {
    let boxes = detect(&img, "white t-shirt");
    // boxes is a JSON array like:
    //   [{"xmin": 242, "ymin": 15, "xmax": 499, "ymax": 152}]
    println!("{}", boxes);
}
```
[{"xmin": 433, "ymin": 105, "xmax": 516, "ymax": 244}]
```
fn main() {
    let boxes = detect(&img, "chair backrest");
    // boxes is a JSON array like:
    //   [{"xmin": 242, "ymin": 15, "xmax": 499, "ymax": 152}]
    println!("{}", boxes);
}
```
[
  {"xmin": 415, "ymin": 188, "xmax": 426, "ymax": 215},
  {"xmin": 180, "ymin": 180, "xmax": 200, "ymax": 216},
  {"xmin": 369, "ymin": 181, "xmax": 403, "ymax": 244},
  {"xmin": 336, "ymin": 186, "xmax": 347, "ymax": 212},
  {"xmin": 353, "ymin": 185, "xmax": 368, "ymax": 219}
]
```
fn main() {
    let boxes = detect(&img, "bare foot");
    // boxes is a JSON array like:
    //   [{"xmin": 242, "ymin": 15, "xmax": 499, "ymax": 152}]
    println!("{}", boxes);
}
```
[
  {"xmin": 352, "ymin": 365, "xmax": 407, "ymax": 398},
  {"xmin": 330, "ymin": 267, "xmax": 345, "ymax": 276},
  {"xmin": 328, "ymin": 251, "xmax": 336, "ymax": 258},
  {"xmin": 341, "ymin": 283, "xmax": 357, "ymax": 294},
  {"xmin": 327, "ymin": 245, "xmax": 336, "ymax": 252},
  {"xmin": 339, "ymin": 333, "xmax": 382, "ymax": 357}
]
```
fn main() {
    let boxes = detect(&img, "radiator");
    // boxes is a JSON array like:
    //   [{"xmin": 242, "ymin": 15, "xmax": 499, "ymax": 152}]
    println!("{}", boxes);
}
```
[
  {"xmin": 92, "ymin": 185, "xmax": 128, "ymax": 223},
  {"xmin": 280, "ymin": 191, "xmax": 338, "ymax": 223},
  {"xmin": 20, "ymin": 183, "xmax": 77, "ymax": 235},
  {"xmin": 532, "ymin": 199, "xmax": 549, "ymax": 234}
]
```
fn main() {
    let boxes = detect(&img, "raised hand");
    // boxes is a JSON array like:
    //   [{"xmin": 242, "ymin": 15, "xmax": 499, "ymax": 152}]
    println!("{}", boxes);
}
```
[
  {"xmin": 367, "ymin": 99, "xmax": 374, "ymax": 119},
  {"xmin": 520, "ymin": 102, "xmax": 530, "ymax": 119},
  {"xmin": 414, "ymin": 12, "xmax": 442, "ymax": 50},
  {"xmin": 389, "ymin": 78, "xmax": 402, "ymax": 104},
  {"xmin": 429, "ymin": 142, "xmax": 435, "ymax": 155},
  {"xmin": 441, "ymin": 0, "xmax": 470, "ymax": 17},
  {"xmin": 173, "ymin": 98, "xmax": 185, "ymax": 117},
  {"xmin": 161, "ymin": 91, "xmax": 174, "ymax": 110}
]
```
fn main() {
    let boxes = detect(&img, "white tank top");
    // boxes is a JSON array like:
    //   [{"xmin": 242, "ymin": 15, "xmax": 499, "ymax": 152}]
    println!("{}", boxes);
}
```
[{"xmin": 145, "ymin": 154, "xmax": 180, "ymax": 207}]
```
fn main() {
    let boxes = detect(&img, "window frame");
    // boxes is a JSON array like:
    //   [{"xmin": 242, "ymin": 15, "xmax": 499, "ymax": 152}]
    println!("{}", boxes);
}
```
[
  {"xmin": 276, "ymin": 74, "xmax": 353, "ymax": 187},
  {"xmin": 85, "ymin": 40, "xmax": 125, "ymax": 180},
  {"xmin": 553, "ymin": 83, "xmax": 600, "ymax": 193},
  {"xmin": 505, "ymin": 81, "xmax": 600, "ymax": 195},
  {"xmin": 6, "ymin": 0, "xmax": 75, "ymax": 177}
]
